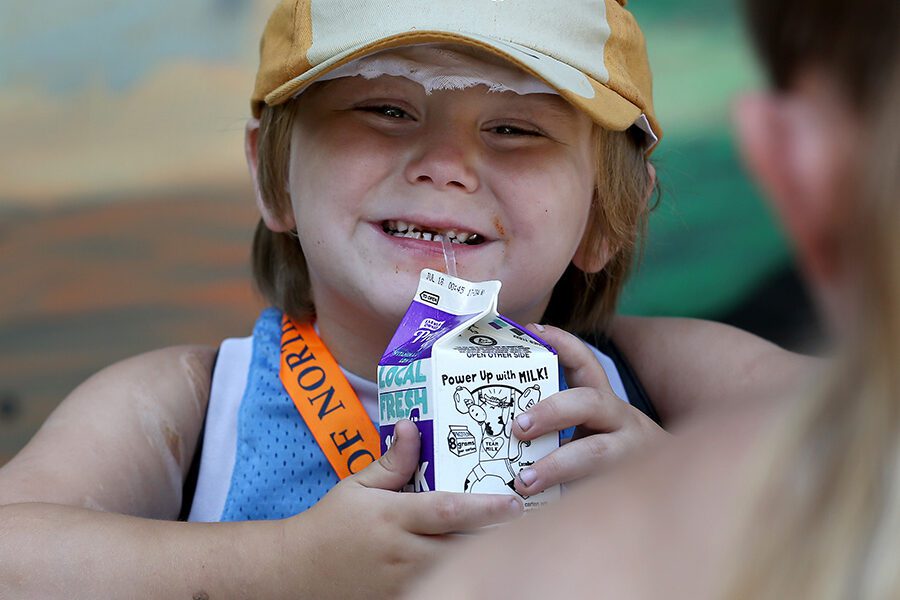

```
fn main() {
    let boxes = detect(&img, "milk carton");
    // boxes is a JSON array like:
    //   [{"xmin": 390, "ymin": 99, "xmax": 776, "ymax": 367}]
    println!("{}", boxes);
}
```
[{"xmin": 378, "ymin": 269, "xmax": 560, "ymax": 510}]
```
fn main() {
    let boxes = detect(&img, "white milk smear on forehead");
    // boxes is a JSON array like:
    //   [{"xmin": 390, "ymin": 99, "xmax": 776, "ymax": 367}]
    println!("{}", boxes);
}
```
[
  {"xmin": 315, "ymin": 45, "xmax": 559, "ymax": 96},
  {"xmin": 309, "ymin": 45, "xmax": 660, "ymax": 150}
]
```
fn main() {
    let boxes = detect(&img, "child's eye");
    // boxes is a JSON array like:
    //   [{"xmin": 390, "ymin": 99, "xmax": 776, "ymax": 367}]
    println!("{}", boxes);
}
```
[
  {"xmin": 488, "ymin": 124, "xmax": 543, "ymax": 137},
  {"xmin": 359, "ymin": 104, "xmax": 413, "ymax": 120}
]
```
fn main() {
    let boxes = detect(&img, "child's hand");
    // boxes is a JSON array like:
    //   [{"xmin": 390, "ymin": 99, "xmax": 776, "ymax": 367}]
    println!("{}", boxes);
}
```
[
  {"xmin": 288, "ymin": 419, "xmax": 523, "ymax": 599},
  {"xmin": 512, "ymin": 325, "xmax": 668, "ymax": 496}
]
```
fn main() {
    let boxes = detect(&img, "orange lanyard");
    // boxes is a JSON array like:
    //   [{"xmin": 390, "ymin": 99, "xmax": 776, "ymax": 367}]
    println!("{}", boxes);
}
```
[{"xmin": 279, "ymin": 316, "xmax": 381, "ymax": 479}]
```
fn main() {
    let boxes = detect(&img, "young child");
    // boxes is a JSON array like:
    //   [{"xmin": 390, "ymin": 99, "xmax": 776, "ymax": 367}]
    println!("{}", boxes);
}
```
[{"xmin": 0, "ymin": 0, "xmax": 808, "ymax": 597}]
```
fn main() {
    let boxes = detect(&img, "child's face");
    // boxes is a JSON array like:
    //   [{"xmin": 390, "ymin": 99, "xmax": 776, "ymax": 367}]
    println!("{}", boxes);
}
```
[{"xmin": 286, "ymin": 74, "xmax": 597, "ymax": 326}]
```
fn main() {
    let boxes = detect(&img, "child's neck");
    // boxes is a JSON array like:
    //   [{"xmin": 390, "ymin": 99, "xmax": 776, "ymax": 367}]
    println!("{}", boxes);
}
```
[{"xmin": 314, "ymin": 304, "xmax": 398, "ymax": 383}]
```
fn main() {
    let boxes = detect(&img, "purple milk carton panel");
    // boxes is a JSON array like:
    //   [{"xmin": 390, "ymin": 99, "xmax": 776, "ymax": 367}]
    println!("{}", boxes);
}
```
[{"xmin": 378, "ymin": 269, "xmax": 560, "ymax": 510}]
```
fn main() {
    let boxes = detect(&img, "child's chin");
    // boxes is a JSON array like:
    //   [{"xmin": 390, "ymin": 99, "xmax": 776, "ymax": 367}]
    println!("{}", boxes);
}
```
[{"xmin": 368, "ymin": 279, "xmax": 421, "ymax": 319}]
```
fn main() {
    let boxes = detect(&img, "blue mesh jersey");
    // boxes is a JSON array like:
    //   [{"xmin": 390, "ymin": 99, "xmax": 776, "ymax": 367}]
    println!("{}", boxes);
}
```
[
  {"xmin": 185, "ymin": 308, "xmax": 656, "ymax": 523},
  {"xmin": 188, "ymin": 308, "xmax": 341, "ymax": 522},
  {"xmin": 220, "ymin": 308, "xmax": 338, "ymax": 520}
]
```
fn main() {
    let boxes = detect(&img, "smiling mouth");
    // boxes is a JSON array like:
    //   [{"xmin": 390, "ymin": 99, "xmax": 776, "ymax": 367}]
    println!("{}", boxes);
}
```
[{"xmin": 381, "ymin": 220, "xmax": 484, "ymax": 245}]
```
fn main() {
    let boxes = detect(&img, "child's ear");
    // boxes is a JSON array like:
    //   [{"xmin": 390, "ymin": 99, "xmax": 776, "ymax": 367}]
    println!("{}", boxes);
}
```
[
  {"xmin": 572, "ymin": 234, "xmax": 613, "ymax": 274},
  {"xmin": 245, "ymin": 118, "xmax": 295, "ymax": 232},
  {"xmin": 572, "ymin": 163, "xmax": 655, "ymax": 274},
  {"xmin": 572, "ymin": 209, "xmax": 615, "ymax": 273}
]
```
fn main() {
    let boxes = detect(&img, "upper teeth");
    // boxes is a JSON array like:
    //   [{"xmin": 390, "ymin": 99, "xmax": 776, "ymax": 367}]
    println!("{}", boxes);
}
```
[{"xmin": 384, "ymin": 220, "xmax": 480, "ymax": 244}]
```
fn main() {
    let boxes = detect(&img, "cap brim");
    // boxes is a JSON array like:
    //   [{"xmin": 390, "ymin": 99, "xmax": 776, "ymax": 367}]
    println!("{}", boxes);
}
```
[{"xmin": 264, "ymin": 30, "xmax": 644, "ymax": 137}]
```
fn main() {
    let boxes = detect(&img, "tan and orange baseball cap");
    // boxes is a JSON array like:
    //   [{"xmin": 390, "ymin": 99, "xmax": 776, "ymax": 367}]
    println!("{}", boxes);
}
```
[{"xmin": 252, "ymin": 0, "xmax": 661, "ymax": 151}]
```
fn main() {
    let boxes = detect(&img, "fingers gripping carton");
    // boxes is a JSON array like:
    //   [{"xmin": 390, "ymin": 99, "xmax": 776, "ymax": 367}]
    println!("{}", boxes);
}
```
[{"xmin": 378, "ymin": 269, "xmax": 560, "ymax": 509}]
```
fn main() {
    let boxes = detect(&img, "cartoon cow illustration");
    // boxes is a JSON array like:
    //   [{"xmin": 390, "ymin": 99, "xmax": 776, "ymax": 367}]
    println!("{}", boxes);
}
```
[{"xmin": 452, "ymin": 383, "xmax": 540, "ymax": 495}]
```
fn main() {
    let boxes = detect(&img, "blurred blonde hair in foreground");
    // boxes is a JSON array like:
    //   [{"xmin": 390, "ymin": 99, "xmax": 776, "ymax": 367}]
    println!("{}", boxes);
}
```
[{"xmin": 730, "ymin": 0, "xmax": 900, "ymax": 596}]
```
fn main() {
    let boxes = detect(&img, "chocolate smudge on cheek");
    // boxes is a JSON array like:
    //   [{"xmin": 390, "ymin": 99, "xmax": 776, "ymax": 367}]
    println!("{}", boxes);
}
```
[{"xmin": 492, "ymin": 216, "xmax": 505, "ymax": 238}]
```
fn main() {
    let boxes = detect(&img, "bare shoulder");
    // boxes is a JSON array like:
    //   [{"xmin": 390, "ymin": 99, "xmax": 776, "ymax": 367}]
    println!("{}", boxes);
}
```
[
  {"xmin": 568, "ymin": 402, "xmax": 781, "ymax": 597},
  {"xmin": 609, "ymin": 316, "xmax": 818, "ymax": 424},
  {"xmin": 556, "ymin": 404, "xmax": 776, "ymax": 598},
  {"xmin": 72, "ymin": 344, "xmax": 218, "ymax": 407},
  {"xmin": 415, "ymin": 403, "xmax": 776, "ymax": 599},
  {"xmin": 0, "ymin": 345, "xmax": 216, "ymax": 518}
]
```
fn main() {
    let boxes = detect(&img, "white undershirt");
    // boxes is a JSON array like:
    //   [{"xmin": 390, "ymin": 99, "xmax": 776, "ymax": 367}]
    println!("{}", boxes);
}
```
[{"xmin": 342, "ymin": 368, "xmax": 380, "ymax": 423}]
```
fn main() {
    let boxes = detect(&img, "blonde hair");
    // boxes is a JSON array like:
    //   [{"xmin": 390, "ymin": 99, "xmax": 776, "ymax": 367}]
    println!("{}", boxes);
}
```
[
  {"xmin": 728, "ymin": 0, "xmax": 900, "ymax": 596},
  {"xmin": 251, "ymin": 96, "xmax": 654, "ymax": 335}
]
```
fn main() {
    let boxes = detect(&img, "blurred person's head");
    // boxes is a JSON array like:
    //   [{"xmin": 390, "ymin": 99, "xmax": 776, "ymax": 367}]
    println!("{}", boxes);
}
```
[
  {"xmin": 729, "ymin": 0, "xmax": 899, "ymax": 597},
  {"xmin": 735, "ymin": 0, "xmax": 899, "ymax": 341}
]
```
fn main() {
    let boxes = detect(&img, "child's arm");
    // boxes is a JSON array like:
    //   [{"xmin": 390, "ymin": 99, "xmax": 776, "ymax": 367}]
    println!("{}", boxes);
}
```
[
  {"xmin": 0, "ymin": 345, "xmax": 215, "ymax": 516},
  {"xmin": 0, "ymin": 351, "xmax": 519, "ymax": 598},
  {"xmin": 510, "ymin": 318, "xmax": 815, "ymax": 495},
  {"xmin": 609, "ymin": 316, "xmax": 817, "ymax": 424}
]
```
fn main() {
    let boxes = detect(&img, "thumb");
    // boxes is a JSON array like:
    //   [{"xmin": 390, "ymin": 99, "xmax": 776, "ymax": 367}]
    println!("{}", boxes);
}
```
[{"xmin": 350, "ymin": 419, "xmax": 421, "ymax": 491}]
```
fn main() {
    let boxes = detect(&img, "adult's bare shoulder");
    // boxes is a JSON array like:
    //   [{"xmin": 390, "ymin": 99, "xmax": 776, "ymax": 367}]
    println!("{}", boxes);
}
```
[
  {"xmin": 0, "ymin": 345, "xmax": 216, "ymax": 519},
  {"xmin": 609, "ymin": 316, "xmax": 817, "ymax": 424},
  {"xmin": 412, "ymin": 402, "xmax": 777, "ymax": 600},
  {"xmin": 548, "ymin": 403, "xmax": 776, "ymax": 598}
]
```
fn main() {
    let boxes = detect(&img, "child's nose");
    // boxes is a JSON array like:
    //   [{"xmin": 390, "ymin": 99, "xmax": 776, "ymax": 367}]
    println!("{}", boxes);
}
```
[{"xmin": 403, "ymin": 129, "xmax": 480, "ymax": 193}]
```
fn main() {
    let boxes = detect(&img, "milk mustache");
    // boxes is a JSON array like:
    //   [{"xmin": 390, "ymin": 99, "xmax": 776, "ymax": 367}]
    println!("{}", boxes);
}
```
[{"xmin": 378, "ymin": 269, "xmax": 560, "ymax": 509}]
